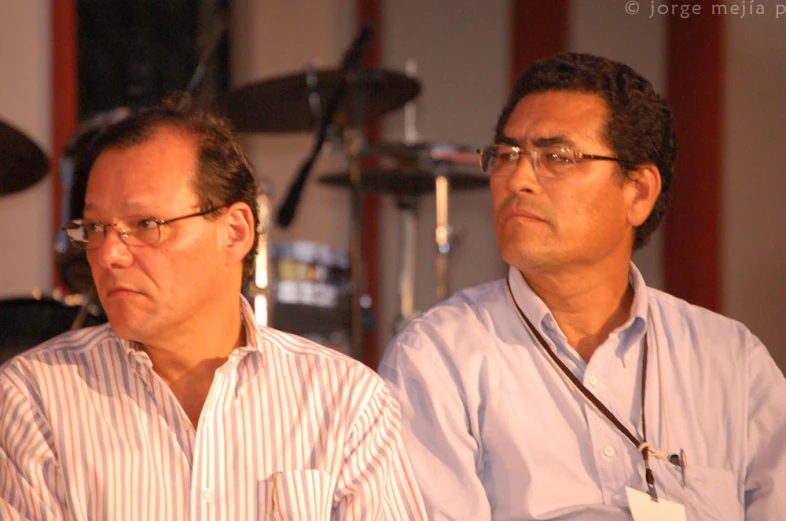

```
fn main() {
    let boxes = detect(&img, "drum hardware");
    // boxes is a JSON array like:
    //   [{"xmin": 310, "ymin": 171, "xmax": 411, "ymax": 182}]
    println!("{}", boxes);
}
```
[
  {"xmin": 392, "ymin": 196, "xmax": 418, "ymax": 334},
  {"xmin": 222, "ymin": 67, "xmax": 419, "ymax": 135},
  {"xmin": 318, "ymin": 141, "xmax": 488, "ymax": 333},
  {"xmin": 181, "ymin": 6, "xmax": 228, "ymax": 108},
  {"xmin": 264, "ymin": 240, "xmax": 352, "ymax": 354},
  {"xmin": 434, "ymin": 164, "xmax": 451, "ymax": 300},
  {"xmin": 316, "ymin": 166, "xmax": 487, "ymax": 196},
  {"xmin": 222, "ymin": 25, "xmax": 434, "ymax": 358},
  {"xmin": 69, "ymin": 285, "xmax": 101, "ymax": 331},
  {"xmin": 255, "ymin": 23, "xmax": 381, "ymax": 360},
  {"xmin": 0, "ymin": 119, "xmax": 50, "ymax": 196},
  {"xmin": 345, "ymin": 125, "xmax": 369, "ymax": 360},
  {"xmin": 0, "ymin": 294, "xmax": 107, "ymax": 363}
]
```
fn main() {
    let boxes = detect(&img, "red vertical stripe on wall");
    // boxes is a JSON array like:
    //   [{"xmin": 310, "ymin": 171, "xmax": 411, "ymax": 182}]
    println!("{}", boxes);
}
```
[
  {"xmin": 665, "ymin": 15, "xmax": 723, "ymax": 312},
  {"xmin": 51, "ymin": 0, "xmax": 79, "ymax": 292},
  {"xmin": 510, "ymin": 0, "xmax": 569, "ymax": 88},
  {"xmin": 357, "ymin": 0, "xmax": 381, "ymax": 368}
]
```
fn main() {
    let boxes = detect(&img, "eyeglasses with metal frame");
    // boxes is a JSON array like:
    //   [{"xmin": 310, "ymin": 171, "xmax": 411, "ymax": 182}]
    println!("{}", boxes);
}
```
[
  {"xmin": 62, "ymin": 205, "xmax": 228, "ymax": 251},
  {"xmin": 478, "ymin": 143, "xmax": 633, "ymax": 179}
]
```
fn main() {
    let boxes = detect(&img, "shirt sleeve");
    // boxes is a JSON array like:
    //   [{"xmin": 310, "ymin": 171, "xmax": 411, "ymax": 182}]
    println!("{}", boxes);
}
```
[
  {"xmin": 378, "ymin": 338, "xmax": 492, "ymax": 521},
  {"xmin": 332, "ymin": 373, "xmax": 428, "ymax": 521},
  {"xmin": 0, "ymin": 364, "xmax": 68, "ymax": 521},
  {"xmin": 744, "ymin": 337, "xmax": 786, "ymax": 520}
]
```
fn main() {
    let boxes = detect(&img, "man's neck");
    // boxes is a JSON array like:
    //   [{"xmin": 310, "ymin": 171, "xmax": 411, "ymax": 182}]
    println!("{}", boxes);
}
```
[
  {"xmin": 523, "ymin": 265, "xmax": 634, "ymax": 362},
  {"xmin": 139, "ymin": 308, "xmax": 247, "ymax": 427}
]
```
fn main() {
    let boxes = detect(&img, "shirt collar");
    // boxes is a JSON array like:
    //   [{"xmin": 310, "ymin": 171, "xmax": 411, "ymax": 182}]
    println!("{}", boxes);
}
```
[
  {"xmin": 507, "ymin": 263, "xmax": 649, "ymax": 344},
  {"xmin": 236, "ymin": 295, "xmax": 265, "ymax": 358},
  {"xmin": 115, "ymin": 295, "xmax": 266, "ymax": 367}
]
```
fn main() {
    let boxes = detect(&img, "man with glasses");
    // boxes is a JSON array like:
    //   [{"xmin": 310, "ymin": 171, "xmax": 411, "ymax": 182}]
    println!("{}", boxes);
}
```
[
  {"xmin": 0, "ymin": 98, "xmax": 426, "ymax": 520},
  {"xmin": 379, "ymin": 52, "xmax": 786, "ymax": 520}
]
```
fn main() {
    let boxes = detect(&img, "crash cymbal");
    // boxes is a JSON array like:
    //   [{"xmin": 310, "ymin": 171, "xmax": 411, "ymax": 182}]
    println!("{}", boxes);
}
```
[
  {"xmin": 362, "ymin": 141, "xmax": 479, "ymax": 167},
  {"xmin": 0, "ymin": 119, "xmax": 49, "ymax": 195},
  {"xmin": 223, "ymin": 67, "xmax": 421, "ymax": 133},
  {"xmin": 318, "ymin": 168, "xmax": 488, "ymax": 197}
]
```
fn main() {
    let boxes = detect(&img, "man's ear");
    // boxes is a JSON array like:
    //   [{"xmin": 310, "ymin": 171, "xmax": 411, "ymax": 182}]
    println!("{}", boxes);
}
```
[
  {"xmin": 626, "ymin": 164, "xmax": 662, "ymax": 227},
  {"xmin": 223, "ymin": 202, "xmax": 256, "ymax": 266}
]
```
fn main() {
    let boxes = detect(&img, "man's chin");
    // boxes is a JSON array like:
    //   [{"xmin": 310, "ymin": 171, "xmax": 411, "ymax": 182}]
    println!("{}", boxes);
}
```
[
  {"xmin": 103, "ymin": 308, "xmax": 151, "ymax": 342},
  {"xmin": 501, "ymin": 247, "xmax": 561, "ymax": 275}
]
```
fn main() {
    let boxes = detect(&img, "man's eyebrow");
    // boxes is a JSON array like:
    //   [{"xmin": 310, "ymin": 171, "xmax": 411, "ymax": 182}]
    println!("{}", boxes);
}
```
[
  {"xmin": 497, "ymin": 135, "xmax": 577, "ymax": 148},
  {"xmin": 533, "ymin": 135, "xmax": 576, "ymax": 148},
  {"xmin": 497, "ymin": 135, "xmax": 522, "ymax": 147},
  {"xmin": 82, "ymin": 202, "xmax": 161, "ymax": 215}
]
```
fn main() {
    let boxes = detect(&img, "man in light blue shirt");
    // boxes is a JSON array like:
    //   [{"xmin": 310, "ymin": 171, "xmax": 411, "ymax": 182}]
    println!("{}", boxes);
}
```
[{"xmin": 378, "ymin": 52, "xmax": 786, "ymax": 520}]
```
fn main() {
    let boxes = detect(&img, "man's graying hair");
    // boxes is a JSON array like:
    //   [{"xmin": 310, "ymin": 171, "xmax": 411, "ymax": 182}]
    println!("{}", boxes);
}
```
[{"xmin": 89, "ymin": 94, "xmax": 260, "ymax": 276}]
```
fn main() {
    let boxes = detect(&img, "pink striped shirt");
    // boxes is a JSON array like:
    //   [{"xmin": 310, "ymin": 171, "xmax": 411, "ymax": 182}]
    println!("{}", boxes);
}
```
[{"xmin": 0, "ymin": 298, "xmax": 426, "ymax": 520}]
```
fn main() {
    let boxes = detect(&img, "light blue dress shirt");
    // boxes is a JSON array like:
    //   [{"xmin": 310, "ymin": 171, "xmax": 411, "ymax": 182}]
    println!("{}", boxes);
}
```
[{"xmin": 378, "ymin": 265, "xmax": 786, "ymax": 520}]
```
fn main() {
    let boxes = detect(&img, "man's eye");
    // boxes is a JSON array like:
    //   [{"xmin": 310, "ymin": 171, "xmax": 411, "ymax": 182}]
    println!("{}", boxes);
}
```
[
  {"xmin": 541, "ymin": 149, "xmax": 574, "ymax": 164},
  {"xmin": 84, "ymin": 221, "xmax": 104, "ymax": 234},
  {"xmin": 137, "ymin": 218, "xmax": 160, "ymax": 231},
  {"xmin": 499, "ymin": 150, "xmax": 520, "ymax": 162}
]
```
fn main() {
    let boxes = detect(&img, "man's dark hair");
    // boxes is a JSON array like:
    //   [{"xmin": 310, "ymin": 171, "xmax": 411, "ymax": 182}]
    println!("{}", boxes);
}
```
[
  {"xmin": 495, "ymin": 52, "xmax": 677, "ymax": 250},
  {"xmin": 88, "ymin": 95, "xmax": 260, "ymax": 276}
]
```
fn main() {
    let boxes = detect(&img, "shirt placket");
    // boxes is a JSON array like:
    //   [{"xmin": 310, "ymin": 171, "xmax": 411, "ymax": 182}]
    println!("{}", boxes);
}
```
[
  {"xmin": 582, "ymin": 337, "xmax": 638, "ymax": 507},
  {"xmin": 189, "ymin": 357, "xmax": 241, "ymax": 521}
]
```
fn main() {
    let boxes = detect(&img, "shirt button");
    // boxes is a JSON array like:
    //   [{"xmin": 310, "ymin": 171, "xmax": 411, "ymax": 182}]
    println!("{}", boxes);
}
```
[
  {"xmin": 604, "ymin": 446, "xmax": 615, "ymax": 457},
  {"xmin": 589, "ymin": 375, "xmax": 598, "ymax": 386},
  {"xmin": 201, "ymin": 489, "xmax": 213, "ymax": 501}
]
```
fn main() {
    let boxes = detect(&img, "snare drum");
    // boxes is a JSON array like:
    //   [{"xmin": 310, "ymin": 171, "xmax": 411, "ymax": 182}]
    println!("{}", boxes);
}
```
[
  {"xmin": 0, "ymin": 297, "xmax": 107, "ymax": 364},
  {"xmin": 265, "ymin": 241, "xmax": 351, "ymax": 353}
]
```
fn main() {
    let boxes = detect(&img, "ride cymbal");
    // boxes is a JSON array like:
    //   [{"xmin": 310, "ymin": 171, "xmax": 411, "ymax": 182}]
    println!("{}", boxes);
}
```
[
  {"xmin": 0, "ymin": 119, "xmax": 49, "ymax": 195},
  {"xmin": 318, "ymin": 168, "xmax": 488, "ymax": 197},
  {"xmin": 361, "ymin": 141, "xmax": 479, "ymax": 167},
  {"xmin": 223, "ymin": 67, "xmax": 421, "ymax": 133}
]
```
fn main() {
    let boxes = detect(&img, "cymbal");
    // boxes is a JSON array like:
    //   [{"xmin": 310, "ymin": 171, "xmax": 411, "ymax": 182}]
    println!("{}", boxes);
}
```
[
  {"xmin": 363, "ymin": 141, "xmax": 479, "ymax": 167},
  {"xmin": 318, "ymin": 168, "xmax": 488, "ymax": 197},
  {"xmin": 223, "ymin": 68, "xmax": 421, "ymax": 133},
  {"xmin": 0, "ymin": 119, "xmax": 49, "ymax": 195}
]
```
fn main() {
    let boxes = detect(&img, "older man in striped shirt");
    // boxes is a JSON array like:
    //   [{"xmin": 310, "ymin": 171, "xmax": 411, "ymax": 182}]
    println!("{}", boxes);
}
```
[{"xmin": 0, "ymin": 99, "xmax": 426, "ymax": 520}]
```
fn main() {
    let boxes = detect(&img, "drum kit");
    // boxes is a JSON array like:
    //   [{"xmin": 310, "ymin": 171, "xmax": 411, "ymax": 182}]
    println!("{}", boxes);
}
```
[
  {"xmin": 0, "ymin": 28, "xmax": 488, "ymax": 362},
  {"xmin": 0, "ymin": 117, "xmax": 109, "ymax": 363},
  {"xmin": 227, "ymin": 56, "xmax": 485, "ymax": 358}
]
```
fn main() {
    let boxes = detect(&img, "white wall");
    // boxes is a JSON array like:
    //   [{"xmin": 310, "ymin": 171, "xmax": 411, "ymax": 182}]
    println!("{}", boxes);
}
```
[
  {"xmin": 724, "ymin": 3, "xmax": 786, "ymax": 367},
  {"xmin": 378, "ymin": 0, "xmax": 509, "ymax": 349},
  {"xmin": 0, "ymin": 0, "xmax": 52, "ymax": 299}
]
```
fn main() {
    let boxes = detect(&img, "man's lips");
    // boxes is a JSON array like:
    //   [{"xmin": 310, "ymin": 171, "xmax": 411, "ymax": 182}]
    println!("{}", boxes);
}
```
[
  {"xmin": 103, "ymin": 286, "xmax": 141, "ymax": 298},
  {"xmin": 499, "ymin": 206, "xmax": 546, "ymax": 223}
]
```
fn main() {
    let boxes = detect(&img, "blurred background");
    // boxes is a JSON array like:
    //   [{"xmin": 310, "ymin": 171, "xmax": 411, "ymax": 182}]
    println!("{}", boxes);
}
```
[{"xmin": 0, "ymin": 0, "xmax": 783, "ymax": 370}]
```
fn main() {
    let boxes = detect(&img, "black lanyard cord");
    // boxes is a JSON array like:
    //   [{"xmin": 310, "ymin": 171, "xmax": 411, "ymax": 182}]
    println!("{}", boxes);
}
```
[{"xmin": 505, "ymin": 276, "xmax": 663, "ymax": 500}]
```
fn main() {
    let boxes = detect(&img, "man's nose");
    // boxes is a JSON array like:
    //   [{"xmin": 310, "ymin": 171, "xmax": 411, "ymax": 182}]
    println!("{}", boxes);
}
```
[
  {"xmin": 88, "ymin": 226, "xmax": 133, "ymax": 268},
  {"xmin": 506, "ymin": 152, "xmax": 540, "ymax": 193}
]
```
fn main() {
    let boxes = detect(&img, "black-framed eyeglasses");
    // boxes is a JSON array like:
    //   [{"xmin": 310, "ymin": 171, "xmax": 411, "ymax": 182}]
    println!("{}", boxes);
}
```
[
  {"xmin": 478, "ymin": 143, "xmax": 633, "ymax": 180},
  {"xmin": 62, "ymin": 205, "xmax": 229, "ymax": 251}
]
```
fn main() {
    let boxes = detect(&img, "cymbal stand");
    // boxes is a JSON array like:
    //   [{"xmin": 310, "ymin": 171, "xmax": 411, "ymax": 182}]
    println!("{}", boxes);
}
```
[
  {"xmin": 392, "ymin": 57, "xmax": 421, "ymax": 333},
  {"xmin": 249, "ymin": 184, "xmax": 271, "ymax": 326},
  {"xmin": 344, "ymin": 124, "xmax": 369, "ymax": 361},
  {"xmin": 434, "ymin": 161, "xmax": 453, "ymax": 300},
  {"xmin": 392, "ymin": 195, "xmax": 418, "ymax": 334}
]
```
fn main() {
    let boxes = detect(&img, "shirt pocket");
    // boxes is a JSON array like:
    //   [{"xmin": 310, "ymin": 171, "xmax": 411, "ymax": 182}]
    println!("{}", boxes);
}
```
[
  {"xmin": 653, "ymin": 459, "xmax": 742, "ymax": 521},
  {"xmin": 257, "ymin": 469, "xmax": 334, "ymax": 520}
]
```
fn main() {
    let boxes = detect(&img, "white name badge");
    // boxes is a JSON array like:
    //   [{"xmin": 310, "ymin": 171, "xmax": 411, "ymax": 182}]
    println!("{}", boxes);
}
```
[{"xmin": 626, "ymin": 487, "xmax": 687, "ymax": 521}]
